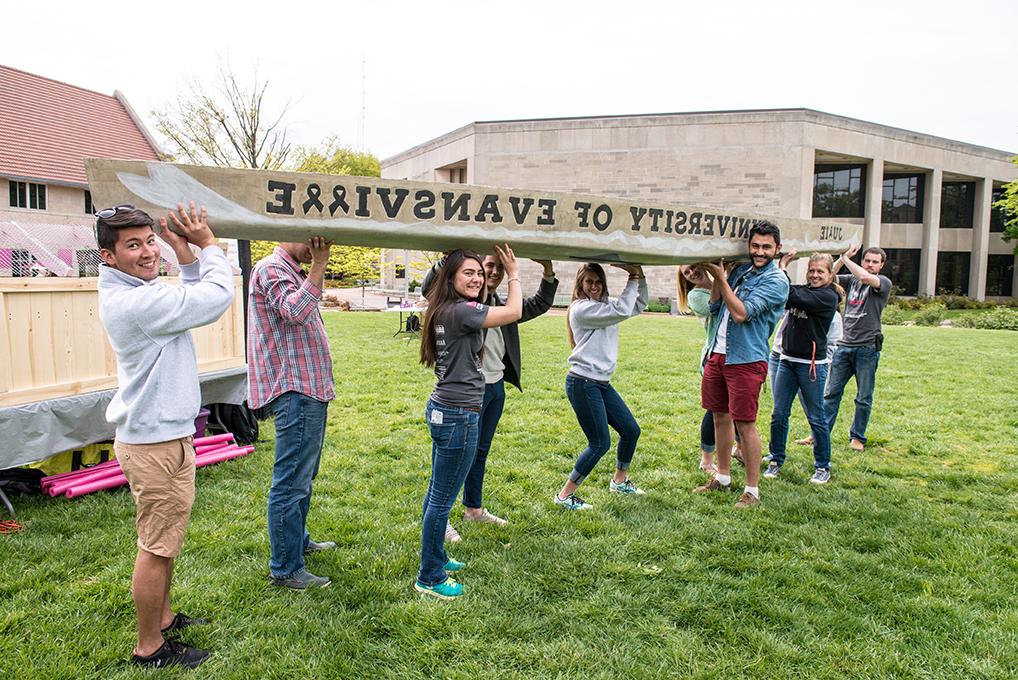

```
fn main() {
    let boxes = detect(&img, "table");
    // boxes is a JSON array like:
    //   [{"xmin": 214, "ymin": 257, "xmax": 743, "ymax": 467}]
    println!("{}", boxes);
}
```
[{"xmin": 383, "ymin": 306, "xmax": 427, "ymax": 338}]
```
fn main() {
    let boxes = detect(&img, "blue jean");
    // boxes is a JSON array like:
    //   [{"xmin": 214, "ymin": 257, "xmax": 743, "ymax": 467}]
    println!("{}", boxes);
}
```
[
  {"xmin": 769, "ymin": 360, "xmax": 830, "ymax": 469},
  {"xmin": 462, "ymin": 380, "xmax": 505, "ymax": 510},
  {"xmin": 565, "ymin": 374, "xmax": 641, "ymax": 484},
  {"xmin": 419, "ymin": 399, "xmax": 479, "ymax": 586},
  {"xmin": 268, "ymin": 391, "xmax": 329, "ymax": 579},
  {"xmin": 824, "ymin": 345, "xmax": 880, "ymax": 443}
]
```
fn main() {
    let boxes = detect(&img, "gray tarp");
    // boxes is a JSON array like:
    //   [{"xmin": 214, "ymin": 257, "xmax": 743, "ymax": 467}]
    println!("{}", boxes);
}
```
[{"xmin": 0, "ymin": 367, "xmax": 247, "ymax": 469}]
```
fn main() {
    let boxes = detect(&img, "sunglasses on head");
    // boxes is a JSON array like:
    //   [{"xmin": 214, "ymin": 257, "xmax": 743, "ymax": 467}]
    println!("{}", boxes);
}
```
[{"xmin": 94, "ymin": 204, "xmax": 135, "ymax": 220}]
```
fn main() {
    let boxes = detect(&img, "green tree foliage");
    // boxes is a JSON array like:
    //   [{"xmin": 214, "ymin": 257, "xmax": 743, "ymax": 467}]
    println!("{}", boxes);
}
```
[
  {"xmin": 994, "ymin": 157, "xmax": 1018, "ymax": 254},
  {"xmin": 293, "ymin": 136, "xmax": 381, "ymax": 177}
]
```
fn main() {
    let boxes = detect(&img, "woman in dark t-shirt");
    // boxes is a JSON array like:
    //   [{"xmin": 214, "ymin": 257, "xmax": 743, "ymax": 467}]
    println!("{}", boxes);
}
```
[
  {"xmin": 766, "ymin": 253, "xmax": 844, "ymax": 485},
  {"xmin": 414, "ymin": 246, "xmax": 522, "ymax": 600}
]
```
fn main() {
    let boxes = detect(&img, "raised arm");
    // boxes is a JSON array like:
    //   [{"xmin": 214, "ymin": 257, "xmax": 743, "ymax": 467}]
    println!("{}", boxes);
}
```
[
  {"xmin": 520, "ymin": 259, "xmax": 558, "ymax": 323},
  {"xmin": 837, "ymin": 244, "xmax": 881, "ymax": 288},
  {"xmin": 483, "ymin": 244, "xmax": 523, "ymax": 328}
]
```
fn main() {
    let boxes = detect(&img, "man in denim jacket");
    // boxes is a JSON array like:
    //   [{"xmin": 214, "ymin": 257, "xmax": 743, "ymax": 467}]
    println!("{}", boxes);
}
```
[{"xmin": 695, "ymin": 221, "xmax": 789, "ymax": 507}]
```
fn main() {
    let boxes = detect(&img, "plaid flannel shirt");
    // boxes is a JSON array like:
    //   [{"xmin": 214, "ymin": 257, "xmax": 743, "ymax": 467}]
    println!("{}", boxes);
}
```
[{"xmin": 247, "ymin": 247, "xmax": 334, "ymax": 409}]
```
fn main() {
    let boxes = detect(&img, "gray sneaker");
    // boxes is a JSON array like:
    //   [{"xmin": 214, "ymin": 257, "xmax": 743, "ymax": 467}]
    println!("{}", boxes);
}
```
[
  {"xmin": 270, "ymin": 568, "xmax": 331, "ymax": 590},
  {"xmin": 763, "ymin": 462, "xmax": 781, "ymax": 479},
  {"xmin": 810, "ymin": 468, "xmax": 831, "ymax": 485},
  {"xmin": 304, "ymin": 539, "xmax": 336, "ymax": 555}
]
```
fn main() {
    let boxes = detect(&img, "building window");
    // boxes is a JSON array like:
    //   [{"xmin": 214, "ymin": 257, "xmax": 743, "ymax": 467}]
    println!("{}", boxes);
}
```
[
  {"xmin": 940, "ymin": 182, "xmax": 975, "ymax": 228},
  {"xmin": 986, "ymin": 255, "xmax": 1014, "ymax": 297},
  {"xmin": 991, "ymin": 187, "xmax": 1008, "ymax": 233},
  {"xmin": 84, "ymin": 190, "xmax": 93, "ymax": 215},
  {"xmin": 813, "ymin": 164, "xmax": 866, "ymax": 218},
  {"xmin": 935, "ymin": 251, "xmax": 970, "ymax": 295},
  {"xmin": 9, "ymin": 181, "xmax": 46, "ymax": 209},
  {"xmin": 9, "ymin": 181, "xmax": 26, "ymax": 208},
  {"xmin": 11, "ymin": 249, "xmax": 33, "ymax": 277},
  {"xmin": 882, "ymin": 174, "xmax": 924, "ymax": 223},
  {"xmin": 883, "ymin": 248, "xmax": 921, "ymax": 296}
]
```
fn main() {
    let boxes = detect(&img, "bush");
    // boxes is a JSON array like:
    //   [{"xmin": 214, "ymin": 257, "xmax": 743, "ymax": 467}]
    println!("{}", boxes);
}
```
[
  {"xmin": 645, "ymin": 301, "xmax": 671, "ymax": 313},
  {"xmin": 881, "ymin": 305, "xmax": 908, "ymax": 326},
  {"xmin": 955, "ymin": 306, "xmax": 1018, "ymax": 331},
  {"xmin": 913, "ymin": 302, "xmax": 947, "ymax": 326}
]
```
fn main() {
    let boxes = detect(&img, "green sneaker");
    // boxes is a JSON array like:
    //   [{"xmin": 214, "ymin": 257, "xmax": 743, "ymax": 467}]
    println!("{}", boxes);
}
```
[
  {"xmin": 444, "ymin": 558, "xmax": 466, "ymax": 572},
  {"xmin": 415, "ymin": 577, "xmax": 464, "ymax": 600}
]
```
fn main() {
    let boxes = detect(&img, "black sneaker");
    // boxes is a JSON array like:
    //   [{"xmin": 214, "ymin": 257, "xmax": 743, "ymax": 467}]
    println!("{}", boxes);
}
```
[
  {"xmin": 131, "ymin": 639, "xmax": 210, "ymax": 669},
  {"xmin": 161, "ymin": 612, "xmax": 209, "ymax": 636}
]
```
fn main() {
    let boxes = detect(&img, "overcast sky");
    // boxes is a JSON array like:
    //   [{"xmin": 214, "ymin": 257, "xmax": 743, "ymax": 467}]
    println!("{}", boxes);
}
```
[{"xmin": 3, "ymin": 0, "xmax": 1016, "ymax": 161}]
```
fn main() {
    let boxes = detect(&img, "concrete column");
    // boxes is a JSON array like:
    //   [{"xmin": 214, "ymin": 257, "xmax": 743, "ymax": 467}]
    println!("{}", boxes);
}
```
[
  {"xmin": 918, "ymin": 168, "xmax": 943, "ymax": 296},
  {"xmin": 863, "ymin": 158, "xmax": 884, "ymax": 249},
  {"xmin": 967, "ymin": 179, "xmax": 992, "ymax": 300}
]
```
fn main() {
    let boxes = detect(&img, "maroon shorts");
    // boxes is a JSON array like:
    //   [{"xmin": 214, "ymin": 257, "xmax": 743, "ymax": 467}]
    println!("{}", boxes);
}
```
[{"xmin": 701, "ymin": 352, "xmax": 768, "ymax": 422}]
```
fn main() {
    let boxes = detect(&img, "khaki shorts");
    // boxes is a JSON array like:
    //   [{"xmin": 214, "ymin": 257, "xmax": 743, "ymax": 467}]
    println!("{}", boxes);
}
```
[{"xmin": 115, "ymin": 437, "xmax": 196, "ymax": 558}]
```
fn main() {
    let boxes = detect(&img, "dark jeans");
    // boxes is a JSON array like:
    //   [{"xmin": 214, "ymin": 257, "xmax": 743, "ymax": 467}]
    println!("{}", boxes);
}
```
[
  {"xmin": 565, "ymin": 374, "xmax": 640, "ymax": 485},
  {"xmin": 824, "ymin": 345, "xmax": 881, "ymax": 443},
  {"xmin": 419, "ymin": 399, "xmax": 479, "ymax": 586},
  {"xmin": 769, "ymin": 360, "xmax": 830, "ymax": 469},
  {"xmin": 462, "ymin": 380, "xmax": 505, "ymax": 510},
  {"xmin": 268, "ymin": 391, "xmax": 329, "ymax": 579}
]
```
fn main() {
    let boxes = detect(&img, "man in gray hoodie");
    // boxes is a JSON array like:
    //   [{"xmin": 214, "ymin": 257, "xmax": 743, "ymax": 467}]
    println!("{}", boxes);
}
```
[{"xmin": 97, "ymin": 202, "xmax": 235, "ymax": 669}]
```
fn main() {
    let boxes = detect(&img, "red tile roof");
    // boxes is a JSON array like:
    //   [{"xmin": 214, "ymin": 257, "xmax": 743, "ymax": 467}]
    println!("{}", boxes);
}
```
[{"xmin": 0, "ymin": 64, "xmax": 161, "ymax": 186}]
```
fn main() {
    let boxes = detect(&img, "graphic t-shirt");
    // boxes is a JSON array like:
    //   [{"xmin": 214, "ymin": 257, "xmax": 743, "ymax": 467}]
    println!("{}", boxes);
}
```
[
  {"xmin": 838, "ymin": 274, "xmax": 891, "ymax": 346},
  {"xmin": 431, "ymin": 300, "xmax": 489, "ymax": 408}
]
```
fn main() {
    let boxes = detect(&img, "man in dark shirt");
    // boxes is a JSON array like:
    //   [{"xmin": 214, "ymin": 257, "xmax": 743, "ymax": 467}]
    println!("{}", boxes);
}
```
[{"xmin": 822, "ymin": 245, "xmax": 892, "ymax": 452}]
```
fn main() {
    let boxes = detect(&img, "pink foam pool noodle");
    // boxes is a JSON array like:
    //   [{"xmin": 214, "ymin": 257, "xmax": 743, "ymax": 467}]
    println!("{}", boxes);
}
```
[{"xmin": 193, "ymin": 433, "xmax": 234, "ymax": 447}]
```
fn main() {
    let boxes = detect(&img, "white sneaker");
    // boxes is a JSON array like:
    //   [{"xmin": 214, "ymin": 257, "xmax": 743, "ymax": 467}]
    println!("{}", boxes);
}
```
[
  {"xmin": 444, "ymin": 522, "xmax": 461, "ymax": 543},
  {"xmin": 609, "ymin": 478, "xmax": 646, "ymax": 495},
  {"xmin": 462, "ymin": 508, "xmax": 508, "ymax": 526}
]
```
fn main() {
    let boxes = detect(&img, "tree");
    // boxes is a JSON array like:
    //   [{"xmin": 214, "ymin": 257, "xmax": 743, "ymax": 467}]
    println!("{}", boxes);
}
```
[
  {"xmin": 152, "ymin": 62, "xmax": 292, "ymax": 170},
  {"xmin": 294, "ymin": 136, "xmax": 381, "ymax": 177},
  {"xmin": 995, "ymin": 157, "xmax": 1018, "ymax": 254}
]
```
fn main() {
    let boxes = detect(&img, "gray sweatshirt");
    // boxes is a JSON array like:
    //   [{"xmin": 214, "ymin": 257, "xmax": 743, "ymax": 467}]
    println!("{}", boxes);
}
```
[
  {"xmin": 567, "ymin": 278, "xmax": 649, "ymax": 382},
  {"xmin": 98, "ymin": 246, "xmax": 235, "ymax": 444}
]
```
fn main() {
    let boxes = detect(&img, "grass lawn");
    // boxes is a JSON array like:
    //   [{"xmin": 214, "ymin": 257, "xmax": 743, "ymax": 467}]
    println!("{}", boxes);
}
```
[{"xmin": 2, "ymin": 313, "xmax": 1017, "ymax": 679}]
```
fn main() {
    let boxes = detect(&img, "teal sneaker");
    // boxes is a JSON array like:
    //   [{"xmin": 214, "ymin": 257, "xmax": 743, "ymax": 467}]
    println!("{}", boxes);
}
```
[
  {"xmin": 414, "ymin": 577, "xmax": 464, "ymax": 600},
  {"xmin": 609, "ymin": 478, "xmax": 646, "ymax": 495},
  {"xmin": 444, "ymin": 558, "xmax": 466, "ymax": 572},
  {"xmin": 554, "ymin": 492, "xmax": 592, "ymax": 510}
]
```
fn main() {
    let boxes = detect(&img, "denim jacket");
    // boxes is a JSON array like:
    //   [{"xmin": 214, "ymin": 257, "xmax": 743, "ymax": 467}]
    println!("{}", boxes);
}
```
[{"xmin": 707, "ymin": 261, "xmax": 789, "ymax": 365}]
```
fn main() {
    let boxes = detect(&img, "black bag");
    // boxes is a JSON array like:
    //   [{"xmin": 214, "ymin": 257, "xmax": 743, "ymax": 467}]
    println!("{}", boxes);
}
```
[{"xmin": 206, "ymin": 402, "xmax": 260, "ymax": 445}]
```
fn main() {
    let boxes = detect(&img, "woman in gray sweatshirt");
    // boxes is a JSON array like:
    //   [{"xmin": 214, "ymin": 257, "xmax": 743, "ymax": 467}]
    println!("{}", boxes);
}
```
[{"xmin": 554, "ymin": 263, "xmax": 649, "ymax": 510}]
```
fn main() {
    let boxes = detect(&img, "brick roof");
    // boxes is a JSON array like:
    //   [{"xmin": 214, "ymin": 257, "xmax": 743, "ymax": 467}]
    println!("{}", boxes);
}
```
[{"xmin": 0, "ymin": 64, "xmax": 161, "ymax": 186}]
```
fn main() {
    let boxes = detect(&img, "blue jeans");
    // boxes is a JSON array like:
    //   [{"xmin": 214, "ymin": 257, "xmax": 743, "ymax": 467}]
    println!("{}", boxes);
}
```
[
  {"xmin": 824, "ymin": 345, "xmax": 880, "ymax": 443},
  {"xmin": 268, "ymin": 391, "xmax": 329, "ymax": 579},
  {"xmin": 419, "ymin": 399, "xmax": 479, "ymax": 586},
  {"xmin": 462, "ymin": 380, "xmax": 505, "ymax": 510},
  {"xmin": 565, "ymin": 374, "xmax": 641, "ymax": 484},
  {"xmin": 769, "ymin": 361, "xmax": 830, "ymax": 469}
]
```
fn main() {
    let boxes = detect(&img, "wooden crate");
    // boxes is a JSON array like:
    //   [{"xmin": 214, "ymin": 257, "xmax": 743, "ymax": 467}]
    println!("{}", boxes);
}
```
[{"xmin": 0, "ymin": 276, "xmax": 245, "ymax": 408}]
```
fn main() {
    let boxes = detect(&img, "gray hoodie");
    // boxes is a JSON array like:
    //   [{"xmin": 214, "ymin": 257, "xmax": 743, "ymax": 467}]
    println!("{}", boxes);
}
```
[
  {"xmin": 98, "ymin": 246, "xmax": 235, "ymax": 444},
  {"xmin": 567, "ymin": 278, "xmax": 649, "ymax": 382}
]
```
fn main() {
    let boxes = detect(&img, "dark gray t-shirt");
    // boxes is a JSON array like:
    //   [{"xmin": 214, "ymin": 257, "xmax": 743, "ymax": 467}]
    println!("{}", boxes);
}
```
[
  {"xmin": 838, "ymin": 274, "xmax": 892, "ymax": 346},
  {"xmin": 430, "ymin": 300, "xmax": 489, "ymax": 409}
]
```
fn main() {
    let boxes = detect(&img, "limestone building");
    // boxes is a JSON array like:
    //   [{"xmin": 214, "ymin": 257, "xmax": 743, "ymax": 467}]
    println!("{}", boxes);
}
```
[{"xmin": 380, "ymin": 109, "xmax": 1017, "ymax": 302}]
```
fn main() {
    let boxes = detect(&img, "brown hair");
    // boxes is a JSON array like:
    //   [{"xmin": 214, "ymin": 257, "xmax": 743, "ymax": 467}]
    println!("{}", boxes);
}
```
[
  {"xmin": 566, "ymin": 263, "xmax": 610, "ymax": 348},
  {"xmin": 95, "ymin": 206, "xmax": 155, "ymax": 252},
  {"xmin": 863, "ymin": 246, "xmax": 887, "ymax": 263},
  {"xmin": 419, "ymin": 250, "xmax": 486, "ymax": 367}
]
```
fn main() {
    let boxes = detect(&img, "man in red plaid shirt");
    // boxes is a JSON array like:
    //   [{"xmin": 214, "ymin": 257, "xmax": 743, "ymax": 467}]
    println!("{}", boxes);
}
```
[{"xmin": 248, "ymin": 237, "xmax": 337, "ymax": 590}]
